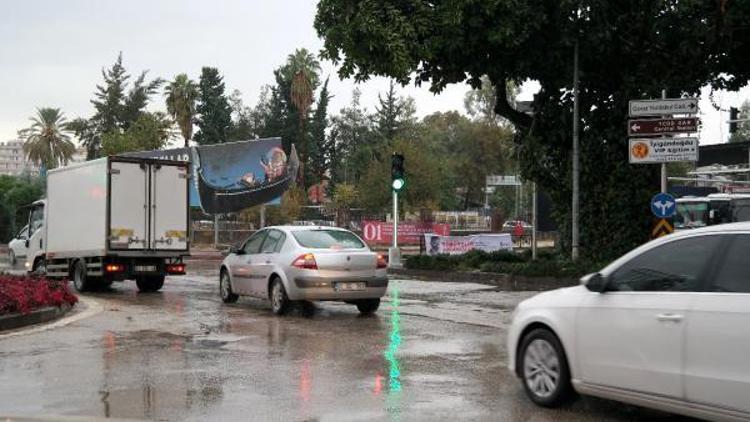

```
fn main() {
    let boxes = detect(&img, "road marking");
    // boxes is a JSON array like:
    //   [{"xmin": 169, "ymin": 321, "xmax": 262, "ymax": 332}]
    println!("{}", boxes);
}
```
[{"xmin": 0, "ymin": 296, "xmax": 103, "ymax": 340}]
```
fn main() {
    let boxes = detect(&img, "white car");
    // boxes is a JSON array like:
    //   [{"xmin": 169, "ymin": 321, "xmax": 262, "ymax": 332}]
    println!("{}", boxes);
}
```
[
  {"xmin": 7, "ymin": 225, "xmax": 29, "ymax": 265},
  {"xmin": 219, "ymin": 226, "xmax": 388, "ymax": 315},
  {"xmin": 508, "ymin": 222, "xmax": 750, "ymax": 422}
]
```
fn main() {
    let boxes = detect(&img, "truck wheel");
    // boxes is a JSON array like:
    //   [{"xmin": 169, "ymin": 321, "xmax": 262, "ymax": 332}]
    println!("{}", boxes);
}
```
[
  {"xmin": 32, "ymin": 258, "xmax": 47, "ymax": 277},
  {"xmin": 72, "ymin": 260, "xmax": 92, "ymax": 292},
  {"xmin": 136, "ymin": 275, "xmax": 165, "ymax": 293}
]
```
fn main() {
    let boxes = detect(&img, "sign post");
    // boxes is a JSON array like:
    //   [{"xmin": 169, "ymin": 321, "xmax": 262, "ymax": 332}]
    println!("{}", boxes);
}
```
[{"xmin": 628, "ymin": 93, "xmax": 698, "ymax": 237}]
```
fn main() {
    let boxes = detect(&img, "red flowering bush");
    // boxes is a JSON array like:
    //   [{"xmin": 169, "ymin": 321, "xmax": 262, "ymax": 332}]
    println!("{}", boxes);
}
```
[{"xmin": 0, "ymin": 275, "xmax": 78, "ymax": 315}]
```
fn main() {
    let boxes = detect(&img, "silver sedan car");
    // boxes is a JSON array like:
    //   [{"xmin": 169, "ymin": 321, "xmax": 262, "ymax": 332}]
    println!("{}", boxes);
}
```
[{"xmin": 219, "ymin": 226, "xmax": 389, "ymax": 315}]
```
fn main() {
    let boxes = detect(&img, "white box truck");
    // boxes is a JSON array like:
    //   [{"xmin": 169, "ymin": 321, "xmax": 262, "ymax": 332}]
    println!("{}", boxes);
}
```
[{"xmin": 24, "ymin": 156, "xmax": 190, "ymax": 292}]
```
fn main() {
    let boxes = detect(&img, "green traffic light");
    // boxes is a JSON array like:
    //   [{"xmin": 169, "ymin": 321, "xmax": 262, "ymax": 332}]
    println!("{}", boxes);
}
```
[{"xmin": 392, "ymin": 178, "xmax": 405, "ymax": 191}]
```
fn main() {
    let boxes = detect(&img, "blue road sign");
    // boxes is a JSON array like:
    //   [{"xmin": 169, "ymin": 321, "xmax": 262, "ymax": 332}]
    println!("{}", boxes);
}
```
[{"xmin": 651, "ymin": 193, "xmax": 676, "ymax": 218}]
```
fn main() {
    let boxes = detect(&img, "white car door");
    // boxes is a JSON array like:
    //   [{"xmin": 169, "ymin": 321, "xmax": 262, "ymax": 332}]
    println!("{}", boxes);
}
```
[
  {"xmin": 685, "ymin": 233, "xmax": 750, "ymax": 414},
  {"xmin": 254, "ymin": 229, "xmax": 286, "ymax": 297},
  {"xmin": 575, "ymin": 234, "xmax": 722, "ymax": 399},
  {"xmin": 230, "ymin": 231, "xmax": 267, "ymax": 296}
]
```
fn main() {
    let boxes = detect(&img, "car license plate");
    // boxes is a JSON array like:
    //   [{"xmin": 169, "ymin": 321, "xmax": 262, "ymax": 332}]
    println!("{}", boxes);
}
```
[
  {"xmin": 134, "ymin": 265, "xmax": 157, "ymax": 272},
  {"xmin": 335, "ymin": 282, "xmax": 366, "ymax": 291}
]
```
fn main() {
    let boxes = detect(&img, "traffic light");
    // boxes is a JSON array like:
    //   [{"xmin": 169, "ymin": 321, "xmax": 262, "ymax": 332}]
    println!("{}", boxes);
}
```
[
  {"xmin": 391, "ymin": 153, "xmax": 405, "ymax": 192},
  {"xmin": 730, "ymin": 107, "xmax": 739, "ymax": 134}
]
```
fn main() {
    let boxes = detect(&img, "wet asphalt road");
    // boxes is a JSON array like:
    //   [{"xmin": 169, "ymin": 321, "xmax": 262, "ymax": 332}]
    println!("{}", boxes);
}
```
[{"xmin": 0, "ymin": 269, "xmax": 694, "ymax": 421}]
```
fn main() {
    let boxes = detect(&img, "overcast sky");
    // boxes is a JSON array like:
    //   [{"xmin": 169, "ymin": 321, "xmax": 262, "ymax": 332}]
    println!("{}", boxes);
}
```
[{"xmin": 1, "ymin": 0, "xmax": 747, "ymax": 146}]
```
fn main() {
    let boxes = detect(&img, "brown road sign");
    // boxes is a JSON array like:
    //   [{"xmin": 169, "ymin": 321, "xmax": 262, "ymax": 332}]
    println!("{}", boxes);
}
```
[
  {"xmin": 628, "ymin": 118, "xmax": 699, "ymax": 137},
  {"xmin": 652, "ymin": 218, "xmax": 674, "ymax": 238}
]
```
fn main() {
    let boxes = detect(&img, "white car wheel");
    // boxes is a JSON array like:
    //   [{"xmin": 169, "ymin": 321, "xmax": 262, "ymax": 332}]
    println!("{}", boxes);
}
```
[
  {"xmin": 519, "ymin": 328, "xmax": 573, "ymax": 407},
  {"xmin": 220, "ymin": 270, "xmax": 238, "ymax": 303},
  {"xmin": 270, "ymin": 278, "xmax": 290, "ymax": 315}
]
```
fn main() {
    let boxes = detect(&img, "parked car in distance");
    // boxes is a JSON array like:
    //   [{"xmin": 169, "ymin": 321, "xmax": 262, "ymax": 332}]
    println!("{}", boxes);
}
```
[
  {"xmin": 507, "ymin": 222, "xmax": 750, "ymax": 422},
  {"xmin": 7, "ymin": 225, "xmax": 29, "ymax": 265},
  {"xmin": 219, "ymin": 226, "xmax": 388, "ymax": 315}
]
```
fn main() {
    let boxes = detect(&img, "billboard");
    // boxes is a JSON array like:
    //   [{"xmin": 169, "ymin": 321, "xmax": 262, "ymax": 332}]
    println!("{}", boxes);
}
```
[
  {"xmin": 361, "ymin": 221, "xmax": 450, "ymax": 245},
  {"xmin": 424, "ymin": 233, "xmax": 513, "ymax": 255},
  {"xmin": 127, "ymin": 138, "xmax": 298, "ymax": 214}
]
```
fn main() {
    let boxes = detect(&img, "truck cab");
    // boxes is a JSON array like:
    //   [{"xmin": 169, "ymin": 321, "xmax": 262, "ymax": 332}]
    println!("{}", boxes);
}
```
[{"xmin": 24, "ymin": 199, "xmax": 46, "ymax": 272}]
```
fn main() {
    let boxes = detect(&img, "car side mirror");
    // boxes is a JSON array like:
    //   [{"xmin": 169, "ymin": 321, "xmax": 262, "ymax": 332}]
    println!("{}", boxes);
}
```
[
  {"xmin": 709, "ymin": 209, "xmax": 716, "ymax": 222},
  {"xmin": 581, "ymin": 272, "xmax": 607, "ymax": 293},
  {"xmin": 229, "ymin": 245, "xmax": 244, "ymax": 255},
  {"xmin": 25, "ymin": 239, "xmax": 29, "ymax": 248}
]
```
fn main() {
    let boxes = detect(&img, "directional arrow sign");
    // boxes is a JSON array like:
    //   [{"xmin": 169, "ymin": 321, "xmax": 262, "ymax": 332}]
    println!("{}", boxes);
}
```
[
  {"xmin": 629, "ymin": 98, "xmax": 698, "ymax": 117},
  {"xmin": 628, "ymin": 117, "xmax": 699, "ymax": 136}
]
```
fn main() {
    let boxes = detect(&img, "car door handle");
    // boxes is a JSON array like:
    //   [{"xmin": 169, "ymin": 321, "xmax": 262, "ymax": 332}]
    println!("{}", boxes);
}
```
[
  {"xmin": 265, "ymin": 260, "xmax": 271, "ymax": 264},
  {"xmin": 656, "ymin": 313, "xmax": 684, "ymax": 322}
]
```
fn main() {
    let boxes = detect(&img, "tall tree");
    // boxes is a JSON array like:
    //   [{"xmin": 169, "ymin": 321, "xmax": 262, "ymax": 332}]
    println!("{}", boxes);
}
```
[
  {"xmin": 282, "ymin": 49, "xmax": 322, "ymax": 186},
  {"xmin": 308, "ymin": 77, "xmax": 331, "ymax": 185},
  {"xmin": 18, "ymin": 108, "xmax": 76, "ymax": 170},
  {"xmin": 66, "ymin": 117, "xmax": 99, "ymax": 160},
  {"xmin": 165, "ymin": 74, "xmax": 199, "ymax": 147},
  {"xmin": 372, "ymin": 80, "xmax": 416, "ymax": 144},
  {"xmin": 328, "ymin": 89, "xmax": 374, "ymax": 186},
  {"xmin": 315, "ymin": 0, "xmax": 750, "ymax": 260},
  {"xmin": 77, "ymin": 53, "xmax": 163, "ymax": 158},
  {"xmin": 101, "ymin": 112, "xmax": 174, "ymax": 156},
  {"xmin": 194, "ymin": 67, "xmax": 232, "ymax": 145}
]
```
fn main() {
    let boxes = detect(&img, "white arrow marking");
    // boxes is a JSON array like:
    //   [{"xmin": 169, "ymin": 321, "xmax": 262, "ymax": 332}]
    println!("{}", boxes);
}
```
[
  {"xmin": 654, "ymin": 200, "xmax": 674, "ymax": 216},
  {"xmin": 631, "ymin": 123, "xmax": 641, "ymax": 132}
]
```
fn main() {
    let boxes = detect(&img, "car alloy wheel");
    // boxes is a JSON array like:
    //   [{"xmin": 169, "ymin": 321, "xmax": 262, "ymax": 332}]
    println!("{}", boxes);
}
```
[
  {"xmin": 220, "ymin": 271, "xmax": 238, "ymax": 303},
  {"xmin": 270, "ymin": 278, "xmax": 289, "ymax": 315},
  {"xmin": 523, "ymin": 338, "xmax": 560, "ymax": 399}
]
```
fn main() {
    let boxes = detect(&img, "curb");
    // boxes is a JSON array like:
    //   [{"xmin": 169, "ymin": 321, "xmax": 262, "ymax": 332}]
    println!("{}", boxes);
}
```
[
  {"xmin": 0, "ymin": 297, "xmax": 102, "ymax": 339},
  {"xmin": 388, "ymin": 268, "xmax": 578, "ymax": 291},
  {"xmin": 0, "ymin": 304, "xmax": 72, "ymax": 332}
]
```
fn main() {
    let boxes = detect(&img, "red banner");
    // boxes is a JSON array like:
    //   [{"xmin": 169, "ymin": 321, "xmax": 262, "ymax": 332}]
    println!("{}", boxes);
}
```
[{"xmin": 361, "ymin": 221, "xmax": 451, "ymax": 245}]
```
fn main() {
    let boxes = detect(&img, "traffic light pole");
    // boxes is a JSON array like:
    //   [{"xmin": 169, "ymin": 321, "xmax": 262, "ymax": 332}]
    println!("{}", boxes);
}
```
[{"xmin": 389, "ymin": 190, "xmax": 402, "ymax": 268}]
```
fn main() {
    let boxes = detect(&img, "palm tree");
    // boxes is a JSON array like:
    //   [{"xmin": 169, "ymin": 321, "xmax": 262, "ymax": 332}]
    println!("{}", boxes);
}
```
[
  {"xmin": 285, "ymin": 49, "xmax": 321, "ymax": 186},
  {"xmin": 18, "ymin": 108, "xmax": 76, "ymax": 170},
  {"xmin": 164, "ymin": 74, "xmax": 199, "ymax": 147}
]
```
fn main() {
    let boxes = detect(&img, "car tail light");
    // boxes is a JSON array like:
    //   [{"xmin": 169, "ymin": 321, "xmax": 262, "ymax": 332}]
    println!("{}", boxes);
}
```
[
  {"xmin": 376, "ymin": 254, "xmax": 388, "ymax": 269},
  {"xmin": 104, "ymin": 263, "xmax": 125, "ymax": 273},
  {"xmin": 166, "ymin": 264, "xmax": 186, "ymax": 274},
  {"xmin": 292, "ymin": 253, "xmax": 318, "ymax": 270}
]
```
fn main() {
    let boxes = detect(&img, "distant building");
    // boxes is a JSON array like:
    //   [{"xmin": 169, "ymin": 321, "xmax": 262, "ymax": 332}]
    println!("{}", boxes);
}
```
[
  {"xmin": 0, "ymin": 139, "xmax": 38, "ymax": 176},
  {"xmin": 0, "ymin": 139, "xmax": 87, "ymax": 177}
]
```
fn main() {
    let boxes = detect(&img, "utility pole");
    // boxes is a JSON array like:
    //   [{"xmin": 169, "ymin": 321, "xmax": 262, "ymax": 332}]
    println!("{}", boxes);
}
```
[
  {"xmin": 660, "ymin": 89, "xmax": 668, "ymax": 194},
  {"xmin": 532, "ymin": 182, "xmax": 538, "ymax": 260},
  {"xmin": 571, "ymin": 39, "xmax": 580, "ymax": 261}
]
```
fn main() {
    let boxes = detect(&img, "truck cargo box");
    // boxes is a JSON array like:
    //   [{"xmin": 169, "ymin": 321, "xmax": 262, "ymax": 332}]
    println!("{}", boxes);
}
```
[{"xmin": 46, "ymin": 156, "xmax": 190, "ymax": 259}]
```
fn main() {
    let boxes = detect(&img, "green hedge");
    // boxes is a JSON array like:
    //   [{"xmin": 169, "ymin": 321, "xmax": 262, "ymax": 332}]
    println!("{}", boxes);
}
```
[{"xmin": 404, "ymin": 250, "xmax": 605, "ymax": 278}]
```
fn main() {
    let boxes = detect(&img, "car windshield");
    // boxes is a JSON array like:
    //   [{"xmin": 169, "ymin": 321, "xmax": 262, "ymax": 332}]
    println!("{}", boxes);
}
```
[{"xmin": 292, "ymin": 229, "xmax": 365, "ymax": 249}]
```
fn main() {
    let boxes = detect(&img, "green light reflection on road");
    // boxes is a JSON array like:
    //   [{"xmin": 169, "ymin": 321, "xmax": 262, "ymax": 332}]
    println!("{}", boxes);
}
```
[{"xmin": 384, "ymin": 282, "xmax": 402, "ymax": 392}]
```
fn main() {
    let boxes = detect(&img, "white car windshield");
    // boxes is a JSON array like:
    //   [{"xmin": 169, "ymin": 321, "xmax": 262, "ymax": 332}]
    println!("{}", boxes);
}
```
[{"xmin": 292, "ymin": 229, "xmax": 365, "ymax": 249}]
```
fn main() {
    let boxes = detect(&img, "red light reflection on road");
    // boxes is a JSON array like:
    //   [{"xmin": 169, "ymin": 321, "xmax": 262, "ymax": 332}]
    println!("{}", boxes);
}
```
[{"xmin": 299, "ymin": 358, "xmax": 311, "ymax": 402}]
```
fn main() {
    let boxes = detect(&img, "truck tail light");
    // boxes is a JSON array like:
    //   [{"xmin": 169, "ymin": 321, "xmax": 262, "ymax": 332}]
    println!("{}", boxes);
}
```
[
  {"xmin": 166, "ymin": 264, "xmax": 186, "ymax": 275},
  {"xmin": 376, "ymin": 254, "xmax": 388, "ymax": 269},
  {"xmin": 292, "ymin": 253, "xmax": 318, "ymax": 270},
  {"xmin": 105, "ymin": 263, "xmax": 125, "ymax": 273}
]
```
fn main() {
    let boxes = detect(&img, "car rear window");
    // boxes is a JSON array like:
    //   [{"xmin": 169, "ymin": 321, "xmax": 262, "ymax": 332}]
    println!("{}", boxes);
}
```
[{"xmin": 292, "ymin": 230, "xmax": 365, "ymax": 249}]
